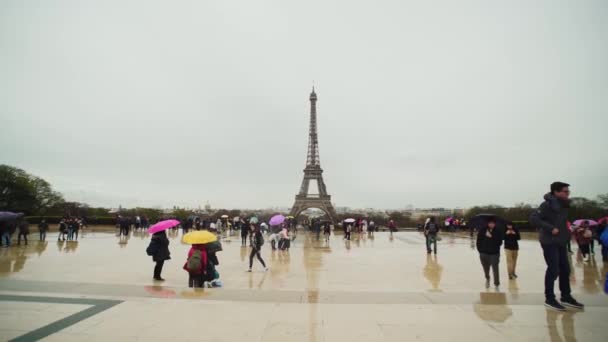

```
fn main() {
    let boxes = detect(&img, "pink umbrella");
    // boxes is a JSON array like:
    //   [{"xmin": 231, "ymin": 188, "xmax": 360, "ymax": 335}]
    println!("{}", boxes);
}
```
[
  {"xmin": 269, "ymin": 214, "xmax": 286, "ymax": 226},
  {"xmin": 148, "ymin": 219, "xmax": 180, "ymax": 234},
  {"xmin": 572, "ymin": 219, "xmax": 598, "ymax": 226},
  {"xmin": 598, "ymin": 217, "xmax": 608, "ymax": 225}
]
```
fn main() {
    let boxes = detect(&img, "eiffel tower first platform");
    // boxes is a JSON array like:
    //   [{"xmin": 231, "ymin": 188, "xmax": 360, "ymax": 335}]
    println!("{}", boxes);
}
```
[{"xmin": 289, "ymin": 87, "xmax": 337, "ymax": 223}]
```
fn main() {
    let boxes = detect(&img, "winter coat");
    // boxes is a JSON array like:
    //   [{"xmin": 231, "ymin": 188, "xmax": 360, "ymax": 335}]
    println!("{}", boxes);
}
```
[
  {"xmin": 252, "ymin": 231, "xmax": 264, "ymax": 250},
  {"xmin": 183, "ymin": 245, "xmax": 208, "ymax": 274},
  {"xmin": 503, "ymin": 227, "xmax": 521, "ymax": 250},
  {"xmin": 147, "ymin": 233, "xmax": 171, "ymax": 262},
  {"xmin": 529, "ymin": 193, "xmax": 570, "ymax": 246},
  {"xmin": 574, "ymin": 227, "xmax": 592, "ymax": 245},
  {"xmin": 477, "ymin": 227, "xmax": 503, "ymax": 255}
]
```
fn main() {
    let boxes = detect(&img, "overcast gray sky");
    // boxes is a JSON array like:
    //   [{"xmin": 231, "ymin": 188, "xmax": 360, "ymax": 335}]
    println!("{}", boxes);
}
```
[{"xmin": 1, "ymin": 0, "xmax": 607, "ymax": 209}]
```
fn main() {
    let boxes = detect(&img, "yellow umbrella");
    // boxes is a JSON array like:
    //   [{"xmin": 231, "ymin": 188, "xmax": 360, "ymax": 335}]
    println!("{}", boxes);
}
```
[{"xmin": 182, "ymin": 231, "xmax": 217, "ymax": 245}]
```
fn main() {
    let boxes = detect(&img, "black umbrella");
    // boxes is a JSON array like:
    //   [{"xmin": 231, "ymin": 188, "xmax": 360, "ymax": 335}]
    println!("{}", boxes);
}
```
[
  {"xmin": 469, "ymin": 214, "xmax": 508, "ymax": 230},
  {"xmin": 0, "ymin": 211, "xmax": 23, "ymax": 223}
]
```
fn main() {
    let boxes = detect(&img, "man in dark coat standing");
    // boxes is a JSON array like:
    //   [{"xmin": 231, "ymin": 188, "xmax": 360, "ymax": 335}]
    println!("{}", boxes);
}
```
[{"xmin": 530, "ymin": 181, "xmax": 584, "ymax": 311}]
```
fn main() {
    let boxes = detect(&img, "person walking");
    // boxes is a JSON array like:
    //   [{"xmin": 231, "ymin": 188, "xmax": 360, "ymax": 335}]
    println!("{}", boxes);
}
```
[
  {"xmin": 503, "ymin": 222, "xmax": 521, "ymax": 279},
  {"xmin": 574, "ymin": 221, "xmax": 593, "ymax": 261},
  {"xmin": 240, "ymin": 220, "xmax": 249, "ymax": 247},
  {"xmin": 146, "ymin": 231, "xmax": 171, "ymax": 281},
  {"xmin": 344, "ymin": 224, "xmax": 352, "ymax": 241},
  {"xmin": 476, "ymin": 218, "xmax": 502, "ymax": 288},
  {"xmin": 248, "ymin": 225, "xmax": 268, "ymax": 272},
  {"xmin": 38, "ymin": 219, "xmax": 49, "ymax": 242},
  {"xmin": 530, "ymin": 181, "xmax": 584, "ymax": 311},
  {"xmin": 424, "ymin": 217, "xmax": 439, "ymax": 254},
  {"xmin": 58, "ymin": 219, "xmax": 67, "ymax": 241},
  {"xmin": 323, "ymin": 222, "xmax": 331, "ymax": 242},
  {"xmin": 388, "ymin": 219, "xmax": 397, "ymax": 237},
  {"xmin": 368, "ymin": 220, "xmax": 375, "ymax": 236},
  {"xmin": 17, "ymin": 219, "xmax": 30, "ymax": 246}
]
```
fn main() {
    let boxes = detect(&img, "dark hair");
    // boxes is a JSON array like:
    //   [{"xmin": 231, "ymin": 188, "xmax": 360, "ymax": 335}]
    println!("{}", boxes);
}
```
[{"xmin": 550, "ymin": 182, "xmax": 570, "ymax": 194}]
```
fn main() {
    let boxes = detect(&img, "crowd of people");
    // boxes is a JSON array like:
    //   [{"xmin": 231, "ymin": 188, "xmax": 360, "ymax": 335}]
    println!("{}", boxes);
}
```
[{"xmin": 0, "ymin": 216, "xmax": 88, "ymax": 247}]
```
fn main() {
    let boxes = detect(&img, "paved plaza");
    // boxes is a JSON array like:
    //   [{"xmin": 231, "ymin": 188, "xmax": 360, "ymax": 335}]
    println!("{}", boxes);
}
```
[{"xmin": 0, "ymin": 229, "xmax": 606, "ymax": 341}]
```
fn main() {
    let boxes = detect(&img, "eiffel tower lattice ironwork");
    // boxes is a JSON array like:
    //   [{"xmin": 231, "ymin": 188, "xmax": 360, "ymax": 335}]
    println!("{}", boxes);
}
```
[{"xmin": 289, "ymin": 88, "xmax": 337, "ymax": 223}]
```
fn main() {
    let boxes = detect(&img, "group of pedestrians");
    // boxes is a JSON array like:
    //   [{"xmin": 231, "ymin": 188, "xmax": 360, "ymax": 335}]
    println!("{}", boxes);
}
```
[{"xmin": 57, "ymin": 217, "xmax": 86, "ymax": 241}]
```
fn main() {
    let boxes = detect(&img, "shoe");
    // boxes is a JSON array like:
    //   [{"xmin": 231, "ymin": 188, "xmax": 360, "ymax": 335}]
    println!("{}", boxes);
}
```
[
  {"xmin": 545, "ymin": 300, "xmax": 566, "ymax": 311},
  {"xmin": 494, "ymin": 283, "xmax": 500, "ymax": 288},
  {"xmin": 247, "ymin": 269, "xmax": 252, "ymax": 272},
  {"xmin": 265, "ymin": 267, "xmax": 269, "ymax": 271},
  {"xmin": 560, "ymin": 297, "xmax": 584, "ymax": 310},
  {"xmin": 485, "ymin": 279, "xmax": 490, "ymax": 288},
  {"xmin": 153, "ymin": 277, "xmax": 165, "ymax": 281},
  {"xmin": 509, "ymin": 275, "xmax": 513, "ymax": 280},
  {"xmin": 513, "ymin": 273, "xmax": 518, "ymax": 278}
]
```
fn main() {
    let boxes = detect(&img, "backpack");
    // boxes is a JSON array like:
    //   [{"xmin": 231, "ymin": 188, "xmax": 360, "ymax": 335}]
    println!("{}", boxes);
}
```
[
  {"xmin": 186, "ymin": 250, "xmax": 204, "ymax": 274},
  {"xmin": 427, "ymin": 223, "xmax": 438, "ymax": 234}
]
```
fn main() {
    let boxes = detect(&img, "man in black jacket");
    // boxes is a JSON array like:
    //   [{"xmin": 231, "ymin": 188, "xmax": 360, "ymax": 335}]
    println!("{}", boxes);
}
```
[
  {"xmin": 530, "ymin": 182, "xmax": 584, "ymax": 311},
  {"xmin": 477, "ymin": 218, "xmax": 503, "ymax": 288}
]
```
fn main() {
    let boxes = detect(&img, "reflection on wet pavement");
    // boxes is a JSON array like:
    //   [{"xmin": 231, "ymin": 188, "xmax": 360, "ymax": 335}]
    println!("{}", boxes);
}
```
[{"xmin": 0, "ymin": 229, "xmax": 607, "ymax": 341}]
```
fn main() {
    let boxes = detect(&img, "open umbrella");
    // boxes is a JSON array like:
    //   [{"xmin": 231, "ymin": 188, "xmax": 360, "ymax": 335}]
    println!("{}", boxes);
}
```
[
  {"xmin": 598, "ymin": 217, "xmax": 608, "ymax": 225},
  {"xmin": 572, "ymin": 219, "xmax": 598, "ymax": 226},
  {"xmin": 344, "ymin": 218, "xmax": 355, "ymax": 223},
  {"xmin": 270, "ymin": 214, "xmax": 286, "ymax": 226},
  {"xmin": 148, "ymin": 219, "xmax": 180, "ymax": 234},
  {"xmin": 0, "ymin": 212, "xmax": 23, "ymax": 223},
  {"xmin": 183, "ymin": 230, "xmax": 217, "ymax": 245},
  {"xmin": 469, "ymin": 214, "xmax": 507, "ymax": 230},
  {"xmin": 250, "ymin": 217, "xmax": 259, "ymax": 224},
  {"xmin": 221, "ymin": 215, "xmax": 229, "ymax": 219}
]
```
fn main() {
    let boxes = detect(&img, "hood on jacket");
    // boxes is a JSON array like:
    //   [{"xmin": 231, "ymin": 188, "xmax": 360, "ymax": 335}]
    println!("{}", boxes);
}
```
[{"xmin": 543, "ymin": 193, "xmax": 570, "ymax": 210}]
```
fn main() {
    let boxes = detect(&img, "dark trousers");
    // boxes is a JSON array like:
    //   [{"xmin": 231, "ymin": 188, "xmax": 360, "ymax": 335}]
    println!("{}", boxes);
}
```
[
  {"xmin": 188, "ymin": 273, "xmax": 203, "ymax": 288},
  {"xmin": 249, "ymin": 247, "xmax": 266, "ymax": 268},
  {"xmin": 17, "ymin": 233, "xmax": 28, "ymax": 245},
  {"xmin": 589, "ymin": 239, "xmax": 594, "ymax": 253},
  {"xmin": 39, "ymin": 231, "xmax": 46, "ymax": 241},
  {"xmin": 542, "ymin": 244, "xmax": 571, "ymax": 301},
  {"xmin": 345, "ymin": 232, "xmax": 351, "ymax": 240},
  {"xmin": 479, "ymin": 253, "xmax": 500, "ymax": 285},
  {"xmin": 579, "ymin": 243, "xmax": 590, "ymax": 256},
  {"xmin": 241, "ymin": 235, "xmax": 248, "ymax": 246},
  {"xmin": 426, "ymin": 235, "xmax": 437, "ymax": 253},
  {"xmin": 154, "ymin": 260, "xmax": 165, "ymax": 279}
]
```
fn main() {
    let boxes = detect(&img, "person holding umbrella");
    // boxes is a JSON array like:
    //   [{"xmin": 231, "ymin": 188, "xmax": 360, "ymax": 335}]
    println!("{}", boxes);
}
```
[
  {"xmin": 146, "ymin": 219, "xmax": 177, "ymax": 281},
  {"xmin": 248, "ymin": 224, "xmax": 268, "ymax": 272},
  {"xmin": 530, "ymin": 181, "xmax": 584, "ymax": 311}
]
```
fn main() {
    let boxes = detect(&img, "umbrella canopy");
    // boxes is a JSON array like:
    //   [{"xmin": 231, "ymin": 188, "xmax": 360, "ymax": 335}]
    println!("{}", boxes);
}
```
[
  {"xmin": 344, "ymin": 218, "xmax": 355, "ymax": 223},
  {"xmin": 572, "ymin": 219, "xmax": 598, "ymax": 226},
  {"xmin": 598, "ymin": 217, "xmax": 608, "ymax": 224},
  {"xmin": 205, "ymin": 240, "xmax": 223, "ymax": 253},
  {"xmin": 0, "ymin": 211, "xmax": 23, "ymax": 223},
  {"xmin": 249, "ymin": 217, "xmax": 259, "ymax": 224},
  {"xmin": 269, "ymin": 214, "xmax": 286, "ymax": 226},
  {"xmin": 148, "ymin": 219, "xmax": 180, "ymax": 234},
  {"xmin": 221, "ymin": 215, "xmax": 229, "ymax": 219},
  {"xmin": 469, "ymin": 214, "xmax": 507, "ymax": 229},
  {"xmin": 183, "ymin": 230, "xmax": 217, "ymax": 245}
]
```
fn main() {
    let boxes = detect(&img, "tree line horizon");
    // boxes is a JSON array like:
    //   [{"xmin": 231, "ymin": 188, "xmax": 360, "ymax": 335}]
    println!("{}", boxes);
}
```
[{"xmin": 2, "ymin": 164, "xmax": 606, "ymax": 226}]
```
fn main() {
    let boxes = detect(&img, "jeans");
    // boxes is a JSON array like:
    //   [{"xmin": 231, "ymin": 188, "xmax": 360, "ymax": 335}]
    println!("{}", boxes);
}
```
[
  {"xmin": 541, "ymin": 244, "xmax": 571, "ymax": 301},
  {"xmin": 2, "ymin": 232, "xmax": 11, "ymax": 247},
  {"xmin": 480, "ymin": 253, "xmax": 500, "ymax": 285},
  {"xmin": 426, "ymin": 234, "xmax": 437, "ymax": 253},
  {"xmin": 40, "ymin": 231, "xmax": 46, "ymax": 241},
  {"xmin": 249, "ymin": 247, "xmax": 266, "ymax": 268}
]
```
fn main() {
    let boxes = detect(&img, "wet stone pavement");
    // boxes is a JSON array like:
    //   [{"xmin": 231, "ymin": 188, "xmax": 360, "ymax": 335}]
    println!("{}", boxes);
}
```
[{"xmin": 0, "ymin": 228, "xmax": 606, "ymax": 341}]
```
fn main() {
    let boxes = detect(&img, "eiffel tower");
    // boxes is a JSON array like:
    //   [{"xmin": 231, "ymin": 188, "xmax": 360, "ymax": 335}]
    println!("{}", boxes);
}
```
[{"xmin": 290, "ymin": 87, "xmax": 337, "ymax": 223}]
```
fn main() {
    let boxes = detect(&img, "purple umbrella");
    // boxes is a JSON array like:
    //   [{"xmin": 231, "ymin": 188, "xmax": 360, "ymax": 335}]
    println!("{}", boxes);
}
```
[
  {"xmin": 269, "ymin": 214, "xmax": 286, "ymax": 226},
  {"xmin": 572, "ymin": 219, "xmax": 598, "ymax": 226},
  {"xmin": 0, "ymin": 211, "xmax": 23, "ymax": 223},
  {"xmin": 148, "ymin": 219, "xmax": 180, "ymax": 234}
]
